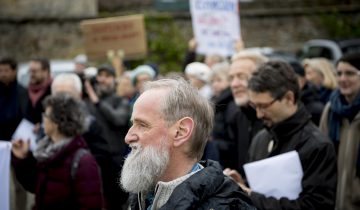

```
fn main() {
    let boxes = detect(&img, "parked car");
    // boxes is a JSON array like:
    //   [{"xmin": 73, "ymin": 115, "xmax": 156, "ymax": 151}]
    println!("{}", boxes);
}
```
[
  {"xmin": 298, "ymin": 39, "xmax": 360, "ymax": 63},
  {"xmin": 17, "ymin": 60, "xmax": 75, "ymax": 87}
]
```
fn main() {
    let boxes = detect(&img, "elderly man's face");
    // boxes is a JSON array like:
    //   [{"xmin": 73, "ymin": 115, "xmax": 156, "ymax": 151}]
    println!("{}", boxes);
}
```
[
  {"xmin": 229, "ymin": 58, "xmax": 257, "ymax": 106},
  {"xmin": 121, "ymin": 88, "xmax": 171, "ymax": 193}
]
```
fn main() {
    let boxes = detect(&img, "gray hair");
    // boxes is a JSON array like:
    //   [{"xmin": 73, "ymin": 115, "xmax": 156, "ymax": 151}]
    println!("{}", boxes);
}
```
[
  {"xmin": 143, "ymin": 78, "xmax": 214, "ymax": 160},
  {"xmin": 51, "ymin": 73, "xmax": 82, "ymax": 95},
  {"xmin": 231, "ymin": 50, "xmax": 269, "ymax": 67},
  {"xmin": 211, "ymin": 61, "xmax": 230, "ymax": 80}
]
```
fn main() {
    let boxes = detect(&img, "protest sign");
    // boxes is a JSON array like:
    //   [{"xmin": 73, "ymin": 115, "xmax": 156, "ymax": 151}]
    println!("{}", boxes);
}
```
[
  {"xmin": 190, "ymin": 0, "xmax": 241, "ymax": 57},
  {"xmin": 81, "ymin": 14, "xmax": 147, "ymax": 61}
]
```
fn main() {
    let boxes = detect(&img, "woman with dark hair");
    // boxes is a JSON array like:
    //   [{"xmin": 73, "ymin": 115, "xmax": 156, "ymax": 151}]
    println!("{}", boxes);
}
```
[
  {"xmin": 12, "ymin": 93, "xmax": 104, "ymax": 210},
  {"xmin": 320, "ymin": 52, "xmax": 360, "ymax": 210}
]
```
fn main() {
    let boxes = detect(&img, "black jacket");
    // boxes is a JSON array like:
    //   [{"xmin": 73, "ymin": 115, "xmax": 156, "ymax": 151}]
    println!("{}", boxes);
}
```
[
  {"xmin": 300, "ymin": 82, "xmax": 325, "ymax": 125},
  {"xmin": 247, "ymin": 104, "xmax": 337, "ymax": 210},
  {"xmin": 129, "ymin": 160, "xmax": 256, "ymax": 210},
  {"xmin": 227, "ymin": 101, "xmax": 263, "ymax": 175},
  {"xmin": 0, "ymin": 81, "xmax": 28, "ymax": 140}
]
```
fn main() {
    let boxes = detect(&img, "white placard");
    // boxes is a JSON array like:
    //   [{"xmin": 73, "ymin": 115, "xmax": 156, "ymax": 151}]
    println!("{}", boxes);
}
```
[
  {"xmin": 190, "ymin": 0, "xmax": 241, "ymax": 57},
  {"xmin": 0, "ymin": 141, "xmax": 11, "ymax": 210},
  {"xmin": 244, "ymin": 151, "xmax": 304, "ymax": 199},
  {"xmin": 12, "ymin": 119, "xmax": 37, "ymax": 152}
]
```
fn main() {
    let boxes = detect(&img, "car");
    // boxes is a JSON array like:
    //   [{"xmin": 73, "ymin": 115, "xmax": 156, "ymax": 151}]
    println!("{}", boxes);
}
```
[
  {"xmin": 298, "ymin": 39, "xmax": 360, "ymax": 63},
  {"xmin": 17, "ymin": 60, "xmax": 76, "ymax": 87}
]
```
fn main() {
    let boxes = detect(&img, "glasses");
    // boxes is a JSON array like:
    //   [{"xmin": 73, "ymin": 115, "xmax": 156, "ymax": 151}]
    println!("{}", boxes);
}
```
[
  {"xmin": 336, "ymin": 70, "xmax": 360, "ymax": 78},
  {"xmin": 249, "ymin": 98, "xmax": 278, "ymax": 112}
]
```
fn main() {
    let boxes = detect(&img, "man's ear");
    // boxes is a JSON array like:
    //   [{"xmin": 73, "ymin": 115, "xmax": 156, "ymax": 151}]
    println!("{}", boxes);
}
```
[
  {"xmin": 172, "ymin": 117, "xmax": 194, "ymax": 147},
  {"xmin": 284, "ymin": 91, "xmax": 295, "ymax": 105}
]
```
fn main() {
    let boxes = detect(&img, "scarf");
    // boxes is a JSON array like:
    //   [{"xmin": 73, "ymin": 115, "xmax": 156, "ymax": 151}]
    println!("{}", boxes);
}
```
[
  {"xmin": 33, "ymin": 136, "xmax": 72, "ymax": 162},
  {"xmin": 328, "ymin": 90, "xmax": 360, "ymax": 175},
  {"xmin": 28, "ymin": 76, "xmax": 52, "ymax": 107},
  {"xmin": 328, "ymin": 90, "xmax": 360, "ymax": 142}
]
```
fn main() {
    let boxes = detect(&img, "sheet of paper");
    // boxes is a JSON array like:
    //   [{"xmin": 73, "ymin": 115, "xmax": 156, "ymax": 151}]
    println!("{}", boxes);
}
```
[
  {"xmin": 0, "ymin": 141, "xmax": 11, "ymax": 210},
  {"xmin": 12, "ymin": 119, "xmax": 37, "ymax": 151},
  {"xmin": 243, "ymin": 150, "xmax": 303, "ymax": 200}
]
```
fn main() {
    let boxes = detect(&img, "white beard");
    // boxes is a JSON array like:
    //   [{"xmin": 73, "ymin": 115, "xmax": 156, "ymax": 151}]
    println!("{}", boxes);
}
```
[
  {"xmin": 234, "ymin": 95, "xmax": 249, "ymax": 106},
  {"xmin": 120, "ymin": 141, "xmax": 170, "ymax": 194}
]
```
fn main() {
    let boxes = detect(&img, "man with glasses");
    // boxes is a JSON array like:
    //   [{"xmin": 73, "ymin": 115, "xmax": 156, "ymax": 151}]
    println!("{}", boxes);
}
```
[
  {"xmin": 228, "ymin": 60, "xmax": 337, "ymax": 210},
  {"xmin": 320, "ymin": 53, "xmax": 360, "ymax": 210}
]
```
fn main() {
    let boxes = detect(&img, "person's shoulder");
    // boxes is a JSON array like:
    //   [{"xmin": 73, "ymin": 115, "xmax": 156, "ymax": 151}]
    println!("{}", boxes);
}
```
[{"xmin": 302, "ymin": 122, "xmax": 332, "ymax": 147}]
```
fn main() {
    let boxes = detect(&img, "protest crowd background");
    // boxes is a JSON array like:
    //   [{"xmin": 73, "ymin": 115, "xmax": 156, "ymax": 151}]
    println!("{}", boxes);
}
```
[{"xmin": 0, "ymin": 0, "xmax": 360, "ymax": 210}]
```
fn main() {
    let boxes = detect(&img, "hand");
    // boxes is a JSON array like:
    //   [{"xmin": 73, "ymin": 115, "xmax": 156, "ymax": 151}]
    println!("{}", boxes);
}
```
[
  {"xmin": 234, "ymin": 39, "xmax": 245, "ymax": 52},
  {"xmin": 12, "ymin": 139, "xmax": 30, "ymax": 159},
  {"xmin": 223, "ymin": 168, "xmax": 245, "ymax": 184},
  {"xmin": 188, "ymin": 38, "xmax": 197, "ymax": 52},
  {"xmin": 84, "ymin": 80, "xmax": 99, "ymax": 104},
  {"xmin": 223, "ymin": 168, "xmax": 251, "ymax": 195}
]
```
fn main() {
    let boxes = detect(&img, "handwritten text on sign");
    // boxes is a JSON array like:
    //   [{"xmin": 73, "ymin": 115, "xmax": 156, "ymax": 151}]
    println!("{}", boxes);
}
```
[{"xmin": 190, "ymin": 0, "xmax": 241, "ymax": 57}]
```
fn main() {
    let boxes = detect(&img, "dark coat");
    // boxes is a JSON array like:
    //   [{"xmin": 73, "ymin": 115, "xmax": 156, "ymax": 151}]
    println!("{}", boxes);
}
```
[
  {"xmin": 300, "ymin": 82, "xmax": 325, "ymax": 125},
  {"xmin": 83, "ymin": 114, "xmax": 127, "ymax": 210},
  {"xmin": 226, "ymin": 101, "xmax": 263, "ymax": 175},
  {"xmin": 0, "ymin": 81, "xmax": 28, "ymax": 140},
  {"xmin": 12, "ymin": 136, "xmax": 104, "ymax": 210},
  {"xmin": 129, "ymin": 160, "xmax": 256, "ymax": 210},
  {"xmin": 210, "ymin": 88, "xmax": 235, "ymax": 166},
  {"xmin": 247, "ymin": 104, "xmax": 337, "ymax": 210},
  {"xmin": 86, "ymin": 92, "xmax": 130, "ymax": 167}
]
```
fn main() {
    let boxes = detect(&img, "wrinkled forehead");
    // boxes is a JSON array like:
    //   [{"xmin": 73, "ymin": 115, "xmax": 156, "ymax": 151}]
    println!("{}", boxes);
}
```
[
  {"xmin": 230, "ymin": 59, "xmax": 256, "ymax": 75},
  {"xmin": 132, "ymin": 88, "xmax": 169, "ymax": 118}
]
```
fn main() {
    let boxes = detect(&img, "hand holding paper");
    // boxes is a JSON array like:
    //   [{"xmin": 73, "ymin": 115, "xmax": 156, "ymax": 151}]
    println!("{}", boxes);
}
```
[
  {"xmin": 12, "ymin": 119, "xmax": 38, "ymax": 152},
  {"xmin": 243, "ymin": 151, "xmax": 303, "ymax": 200}
]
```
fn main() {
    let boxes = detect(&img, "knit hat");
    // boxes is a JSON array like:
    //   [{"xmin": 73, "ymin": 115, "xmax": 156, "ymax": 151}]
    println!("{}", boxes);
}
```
[
  {"xmin": 97, "ymin": 65, "xmax": 115, "ymax": 77},
  {"xmin": 131, "ymin": 65, "xmax": 156, "ymax": 85},
  {"xmin": 185, "ymin": 62, "xmax": 211, "ymax": 83}
]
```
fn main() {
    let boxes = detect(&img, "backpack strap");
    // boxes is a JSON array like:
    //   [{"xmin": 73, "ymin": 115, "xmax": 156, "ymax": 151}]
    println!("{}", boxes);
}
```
[{"xmin": 71, "ymin": 148, "xmax": 89, "ymax": 180}]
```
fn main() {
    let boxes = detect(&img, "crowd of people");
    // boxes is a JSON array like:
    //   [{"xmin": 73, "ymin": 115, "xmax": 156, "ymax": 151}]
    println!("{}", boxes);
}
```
[{"xmin": 0, "ymin": 39, "xmax": 359, "ymax": 210}]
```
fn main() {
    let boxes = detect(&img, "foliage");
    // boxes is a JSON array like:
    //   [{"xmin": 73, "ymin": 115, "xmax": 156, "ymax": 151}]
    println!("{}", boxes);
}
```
[
  {"xmin": 126, "ymin": 14, "xmax": 189, "ymax": 75},
  {"xmin": 319, "ymin": 12, "xmax": 360, "ymax": 38}
]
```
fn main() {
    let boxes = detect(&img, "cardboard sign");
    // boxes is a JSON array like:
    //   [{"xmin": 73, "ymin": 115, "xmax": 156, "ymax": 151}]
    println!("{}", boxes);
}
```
[
  {"xmin": 190, "ymin": 0, "xmax": 241, "ymax": 57},
  {"xmin": 81, "ymin": 14, "xmax": 147, "ymax": 61}
]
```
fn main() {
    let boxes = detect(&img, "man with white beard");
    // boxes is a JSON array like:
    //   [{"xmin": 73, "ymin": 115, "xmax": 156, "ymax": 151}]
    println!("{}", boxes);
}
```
[
  {"xmin": 120, "ymin": 78, "xmax": 255, "ymax": 210},
  {"xmin": 222, "ymin": 51, "xmax": 268, "ymax": 176}
]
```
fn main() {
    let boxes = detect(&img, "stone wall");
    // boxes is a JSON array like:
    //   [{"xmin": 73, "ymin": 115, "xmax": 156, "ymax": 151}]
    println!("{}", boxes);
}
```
[{"xmin": 0, "ymin": 0, "xmax": 359, "ymax": 62}]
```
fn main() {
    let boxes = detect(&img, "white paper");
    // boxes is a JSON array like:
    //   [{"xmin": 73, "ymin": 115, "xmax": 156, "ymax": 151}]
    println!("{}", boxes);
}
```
[
  {"xmin": 190, "ymin": 0, "xmax": 241, "ymax": 57},
  {"xmin": 12, "ymin": 119, "xmax": 37, "ymax": 152},
  {"xmin": 0, "ymin": 141, "xmax": 11, "ymax": 210},
  {"xmin": 244, "ymin": 150, "xmax": 303, "ymax": 200}
]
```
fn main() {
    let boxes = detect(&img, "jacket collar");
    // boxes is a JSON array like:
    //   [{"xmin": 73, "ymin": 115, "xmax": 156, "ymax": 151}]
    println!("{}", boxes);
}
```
[{"xmin": 269, "ymin": 103, "xmax": 311, "ymax": 141}]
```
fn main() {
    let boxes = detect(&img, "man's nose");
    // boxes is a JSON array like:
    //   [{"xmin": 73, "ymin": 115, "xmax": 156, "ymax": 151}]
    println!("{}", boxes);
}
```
[
  {"xmin": 256, "ymin": 108, "xmax": 265, "ymax": 119},
  {"xmin": 124, "ymin": 126, "xmax": 137, "ymax": 145}
]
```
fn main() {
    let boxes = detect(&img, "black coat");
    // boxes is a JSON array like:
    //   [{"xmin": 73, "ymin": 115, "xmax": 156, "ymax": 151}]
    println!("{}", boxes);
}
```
[
  {"xmin": 0, "ymin": 81, "xmax": 28, "ymax": 140},
  {"xmin": 226, "ymin": 101, "xmax": 263, "ymax": 175},
  {"xmin": 247, "ymin": 105, "xmax": 337, "ymax": 210},
  {"xmin": 129, "ymin": 160, "xmax": 256, "ymax": 210},
  {"xmin": 300, "ymin": 82, "xmax": 325, "ymax": 125}
]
